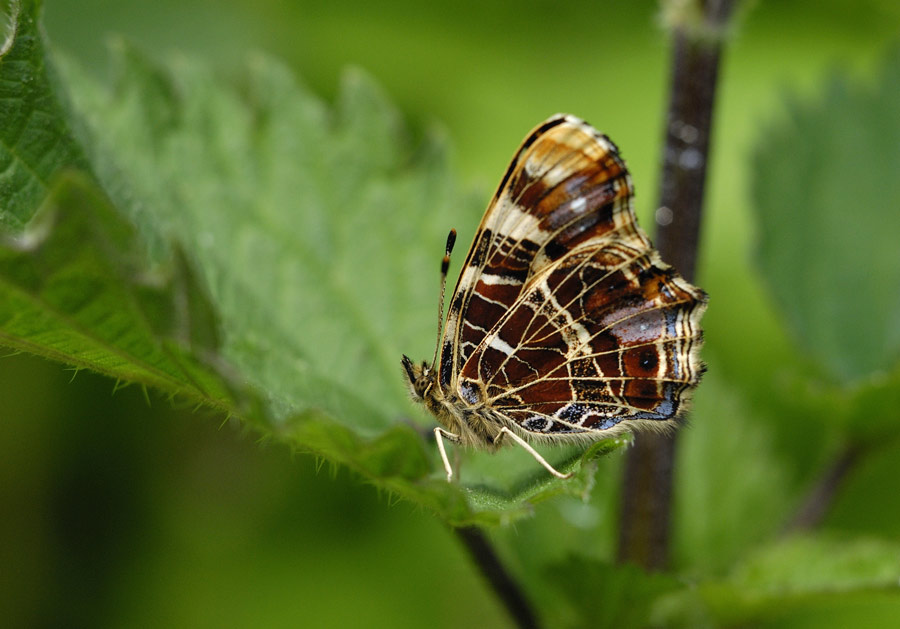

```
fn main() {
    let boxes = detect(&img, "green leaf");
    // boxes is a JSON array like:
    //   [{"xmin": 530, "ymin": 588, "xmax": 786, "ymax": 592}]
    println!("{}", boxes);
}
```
[
  {"xmin": 0, "ymin": 0, "xmax": 91, "ymax": 229},
  {"xmin": 540, "ymin": 532, "xmax": 900, "ymax": 628},
  {"xmin": 0, "ymin": 172, "xmax": 238, "ymax": 411},
  {"xmin": 545, "ymin": 556, "xmax": 680, "ymax": 629},
  {"xmin": 657, "ymin": 534, "xmax": 900, "ymax": 627},
  {"xmin": 730, "ymin": 534, "xmax": 900, "ymax": 593},
  {"xmin": 751, "ymin": 47, "xmax": 900, "ymax": 382},
  {"xmin": 0, "ymin": 0, "xmax": 625, "ymax": 523}
]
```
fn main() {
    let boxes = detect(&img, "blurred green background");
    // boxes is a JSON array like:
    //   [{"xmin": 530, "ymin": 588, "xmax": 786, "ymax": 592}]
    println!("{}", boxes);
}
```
[{"xmin": 2, "ymin": 0, "xmax": 899, "ymax": 626}]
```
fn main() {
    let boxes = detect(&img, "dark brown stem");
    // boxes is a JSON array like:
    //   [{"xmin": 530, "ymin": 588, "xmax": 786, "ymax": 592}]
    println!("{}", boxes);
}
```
[
  {"xmin": 616, "ymin": 0, "xmax": 737, "ymax": 570},
  {"xmin": 454, "ymin": 526, "xmax": 540, "ymax": 629},
  {"xmin": 782, "ymin": 443, "xmax": 862, "ymax": 534}
]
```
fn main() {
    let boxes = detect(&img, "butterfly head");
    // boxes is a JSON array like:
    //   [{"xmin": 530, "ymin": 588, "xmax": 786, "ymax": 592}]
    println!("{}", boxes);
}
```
[{"xmin": 401, "ymin": 354, "xmax": 437, "ymax": 401}]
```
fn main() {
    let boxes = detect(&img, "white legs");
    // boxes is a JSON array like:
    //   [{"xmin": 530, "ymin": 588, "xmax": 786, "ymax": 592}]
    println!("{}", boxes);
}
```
[
  {"xmin": 434, "ymin": 425, "xmax": 573, "ymax": 481},
  {"xmin": 434, "ymin": 427, "xmax": 459, "ymax": 482},
  {"xmin": 493, "ymin": 427, "xmax": 573, "ymax": 480}
]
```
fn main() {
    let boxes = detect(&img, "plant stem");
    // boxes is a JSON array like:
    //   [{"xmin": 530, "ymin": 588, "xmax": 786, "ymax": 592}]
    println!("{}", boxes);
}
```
[
  {"xmin": 616, "ymin": 0, "xmax": 737, "ymax": 570},
  {"xmin": 454, "ymin": 526, "xmax": 540, "ymax": 629},
  {"xmin": 782, "ymin": 443, "xmax": 862, "ymax": 534}
]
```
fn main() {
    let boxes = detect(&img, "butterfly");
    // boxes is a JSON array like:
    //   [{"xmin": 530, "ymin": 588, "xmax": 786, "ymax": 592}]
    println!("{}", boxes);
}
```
[{"xmin": 402, "ymin": 114, "xmax": 707, "ymax": 481}]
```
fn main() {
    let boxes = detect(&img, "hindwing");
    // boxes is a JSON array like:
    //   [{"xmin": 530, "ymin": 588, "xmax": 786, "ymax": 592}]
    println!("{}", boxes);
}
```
[{"xmin": 460, "ymin": 241, "xmax": 706, "ymax": 437}]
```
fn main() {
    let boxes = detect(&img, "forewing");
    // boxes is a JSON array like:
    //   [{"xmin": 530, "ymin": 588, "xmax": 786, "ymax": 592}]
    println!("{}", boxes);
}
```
[
  {"xmin": 458, "ymin": 241, "xmax": 707, "ymax": 437},
  {"xmin": 439, "ymin": 115, "xmax": 644, "ymax": 390}
]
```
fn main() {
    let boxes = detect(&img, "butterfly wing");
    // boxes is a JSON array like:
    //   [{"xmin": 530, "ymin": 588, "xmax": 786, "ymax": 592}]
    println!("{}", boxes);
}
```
[
  {"xmin": 439, "ymin": 115, "xmax": 645, "ymax": 392},
  {"xmin": 459, "ymin": 241, "xmax": 707, "ymax": 438}
]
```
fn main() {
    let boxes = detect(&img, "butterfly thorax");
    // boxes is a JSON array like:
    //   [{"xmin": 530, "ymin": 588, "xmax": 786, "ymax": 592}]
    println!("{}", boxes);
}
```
[{"xmin": 402, "ymin": 356, "xmax": 502, "ymax": 449}]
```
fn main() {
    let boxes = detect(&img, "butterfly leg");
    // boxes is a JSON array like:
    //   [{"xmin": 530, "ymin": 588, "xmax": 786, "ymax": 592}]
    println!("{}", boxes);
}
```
[
  {"xmin": 434, "ymin": 427, "xmax": 460, "ymax": 482},
  {"xmin": 494, "ymin": 427, "xmax": 573, "ymax": 480}
]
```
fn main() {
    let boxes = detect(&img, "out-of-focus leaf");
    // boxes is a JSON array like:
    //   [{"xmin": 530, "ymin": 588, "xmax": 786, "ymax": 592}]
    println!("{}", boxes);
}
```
[
  {"xmin": 0, "ymin": 0, "xmax": 625, "ymax": 524},
  {"xmin": 751, "ymin": 47, "xmax": 900, "ymax": 382},
  {"xmin": 730, "ymin": 534, "xmax": 900, "ymax": 592},
  {"xmin": 545, "ymin": 556, "xmax": 680, "ymax": 629},
  {"xmin": 657, "ymin": 534, "xmax": 900, "ymax": 627},
  {"xmin": 0, "ymin": 173, "xmax": 238, "ymax": 410},
  {"xmin": 674, "ymin": 367, "xmax": 794, "ymax": 574}
]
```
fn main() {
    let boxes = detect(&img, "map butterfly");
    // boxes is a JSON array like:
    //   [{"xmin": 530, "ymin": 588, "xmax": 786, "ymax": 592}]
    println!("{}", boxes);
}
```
[{"xmin": 403, "ymin": 115, "xmax": 707, "ymax": 481}]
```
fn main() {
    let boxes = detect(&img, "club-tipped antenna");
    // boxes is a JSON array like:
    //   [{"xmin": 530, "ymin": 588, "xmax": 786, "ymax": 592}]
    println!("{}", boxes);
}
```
[{"xmin": 430, "ymin": 229, "xmax": 457, "ymax": 371}]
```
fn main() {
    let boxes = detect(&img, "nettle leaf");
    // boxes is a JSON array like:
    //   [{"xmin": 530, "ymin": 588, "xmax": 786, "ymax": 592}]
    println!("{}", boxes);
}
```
[
  {"xmin": 545, "ymin": 557, "xmax": 680, "ymax": 629},
  {"xmin": 547, "ymin": 535, "xmax": 900, "ymax": 627},
  {"xmin": 729, "ymin": 534, "xmax": 900, "ymax": 592},
  {"xmin": 751, "ymin": 47, "xmax": 900, "ymax": 383},
  {"xmin": 657, "ymin": 534, "xmax": 900, "ymax": 626},
  {"xmin": 0, "ymin": 1, "xmax": 89, "ymax": 228},
  {"xmin": 0, "ymin": 173, "xmax": 238, "ymax": 411},
  {"xmin": 0, "ymin": 0, "xmax": 625, "ymax": 524}
]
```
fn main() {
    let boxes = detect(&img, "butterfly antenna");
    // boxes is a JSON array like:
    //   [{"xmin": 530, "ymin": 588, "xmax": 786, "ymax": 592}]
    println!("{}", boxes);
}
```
[{"xmin": 431, "ymin": 229, "xmax": 457, "ymax": 370}]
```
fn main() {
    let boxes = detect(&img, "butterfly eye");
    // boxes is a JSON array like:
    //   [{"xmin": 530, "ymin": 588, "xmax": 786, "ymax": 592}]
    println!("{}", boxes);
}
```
[{"xmin": 420, "ymin": 367, "xmax": 433, "ymax": 389}]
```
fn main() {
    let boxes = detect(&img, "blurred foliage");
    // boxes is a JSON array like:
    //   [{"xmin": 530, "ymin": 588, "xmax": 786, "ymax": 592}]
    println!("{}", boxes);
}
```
[
  {"xmin": 546, "ymin": 557, "xmax": 681, "ymax": 628},
  {"xmin": 752, "ymin": 47, "xmax": 900, "ymax": 383},
  {"xmin": 657, "ymin": 535, "xmax": 900, "ymax": 626},
  {"xmin": 2, "ymin": 0, "xmax": 900, "ymax": 627},
  {"xmin": 0, "ymin": 353, "xmax": 509, "ymax": 627}
]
